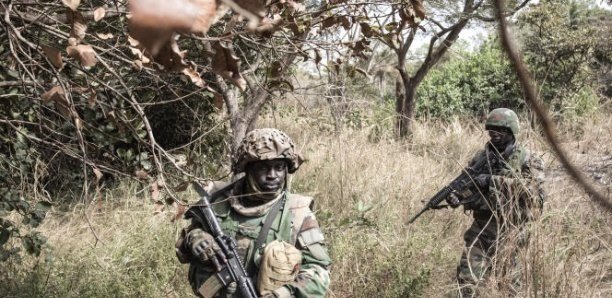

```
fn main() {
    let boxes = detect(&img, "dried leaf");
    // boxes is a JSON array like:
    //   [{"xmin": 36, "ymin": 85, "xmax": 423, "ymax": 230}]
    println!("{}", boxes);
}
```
[
  {"xmin": 224, "ymin": 0, "xmax": 265, "ymax": 29},
  {"xmin": 411, "ymin": 0, "xmax": 426, "ymax": 20},
  {"xmin": 151, "ymin": 181, "xmax": 160, "ymax": 200},
  {"xmin": 154, "ymin": 38, "xmax": 187, "ymax": 71},
  {"xmin": 133, "ymin": 59, "xmax": 144, "ymax": 70},
  {"xmin": 128, "ymin": 35, "xmax": 140, "ymax": 47},
  {"xmin": 129, "ymin": 44, "xmax": 150, "ymax": 63},
  {"xmin": 351, "ymin": 39, "xmax": 370, "ymax": 59},
  {"xmin": 128, "ymin": 0, "xmax": 218, "ymax": 56},
  {"xmin": 268, "ymin": 79, "xmax": 294, "ymax": 92},
  {"xmin": 93, "ymin": 7, "xmax": 106, "ymax": 22},
  {"xmin": 93, "ymin": 168, "xmax": 103, "ymax": 183},
  {"xmin": 41, "ymin": 86, "xmax": 66, "ymax": 104},
  {"xmin": 153, "ymin": 201, "xmax": 165, "ymax": 214},
  {"xmin": 96, "ymin": 32, "xmax": 114, "ymax": 40},
  {"xmin": 212, "ymin": 91, "xmax": 224, "ymax": 109},
  {"xmin": 174, "ymin": 181, "xmax": 190, "ymax": 192},
  {"xmin": 135, "ymin": 169, "xmax": 149, "ymax": 180},
  {"xmin": 211, "ymin": 41, "xmax": 246, "ymax": 90},
  {"xmin": 67, "ymin": 9, "xmax": 87, "ymax": 43},
  {"xmin": 88, "ymin": 92, "xmax": 97, "ymax": 108},
  {"xmin": 41, "ymin": 86, "xmax": 71, "ymax": 117},
  {"xmin": 67, "ymin": 44, "xmax": 98, "ymax": 67},
  {"xmin": 182, "ymin": 67, "xmax": 204, "ymax": 87},
  {"xmin": 62, "ymin": 0, "xmax": 81, "ymax": 11},
  {"xmin": 321, "ymin": 16, "xmax": 337, "ymax": 29},
  {"xmin": 315, "ymin": 50, "xmax": 322, "ymax": 65},
  {"xmin": 41, "ymin": 45, "xmax": 64, "ymax": 69},
  {"xmin": 172, "ymin": 203, "xmax": 186, "ymax": 222},
  {"xmin": 74, "ymin": 117, "xmax": 83, "ymax": 131},
  {"xmin": 285, "ymin": 1, "xmax": 305, "ymax": 12},
  {"xmin": 339, "ymin": 15, "xmax": 351, "ymax": 30},
  {"xmin": 254, "ymin": 14, "xmax": 282, "ymax": 33}
]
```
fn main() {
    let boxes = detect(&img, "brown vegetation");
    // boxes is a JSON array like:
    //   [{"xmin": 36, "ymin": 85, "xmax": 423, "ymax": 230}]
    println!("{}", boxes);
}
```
[{"xmin": 2, "ymin": 106, "xmax": 610, "ymax": 297}]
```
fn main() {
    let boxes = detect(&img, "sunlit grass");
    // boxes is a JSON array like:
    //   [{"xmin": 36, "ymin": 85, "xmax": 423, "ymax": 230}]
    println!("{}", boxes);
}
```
[{"xmin": 2, "ymin": 109, "xmax": 610, "ymax": 297}]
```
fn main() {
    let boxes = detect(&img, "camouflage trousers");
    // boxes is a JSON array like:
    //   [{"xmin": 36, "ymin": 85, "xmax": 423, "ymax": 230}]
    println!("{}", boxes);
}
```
[{"xmin": 456, "ymin": 217, "xmax": 524, "ymax": 297}]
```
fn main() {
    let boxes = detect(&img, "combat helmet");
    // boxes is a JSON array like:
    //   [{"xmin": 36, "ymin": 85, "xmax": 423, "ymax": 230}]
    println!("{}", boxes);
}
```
[
  {"xmin": 233, "ymin": 128, "xmax": 303, "ymax": 174},
  {"xmin": 485, "ymin": 108, "xmax": 519, "ymax": 135}
]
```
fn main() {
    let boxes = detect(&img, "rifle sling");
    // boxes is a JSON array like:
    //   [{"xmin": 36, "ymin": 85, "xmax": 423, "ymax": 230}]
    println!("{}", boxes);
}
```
[{"xmin": 247, "ymin": 193, "xmax": 286, "ymax": 277}]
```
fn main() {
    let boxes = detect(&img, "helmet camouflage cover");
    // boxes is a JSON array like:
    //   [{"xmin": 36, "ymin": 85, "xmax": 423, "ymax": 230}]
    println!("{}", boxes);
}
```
[
  {"xmin": 485, "ymin": 108, "xmax": 520, "ymax": 135},
  {"xmin": 233, "ymin": 128, "xmax": 303, "ymax": 174}
]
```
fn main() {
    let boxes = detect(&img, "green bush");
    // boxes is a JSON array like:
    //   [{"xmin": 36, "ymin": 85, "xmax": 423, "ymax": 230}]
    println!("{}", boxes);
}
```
[{"xmin": 416, "ymin": 42, "xmax": 523, "ymax": 118}]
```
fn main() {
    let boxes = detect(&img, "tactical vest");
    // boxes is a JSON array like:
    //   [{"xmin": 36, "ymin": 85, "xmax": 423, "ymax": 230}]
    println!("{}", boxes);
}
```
[
  {"xmin": 187, "ymin": 186, "xmax": 315, "ymax": 298},
  {"xmin": 465, "ymin": 144, "xmax": 530, "ymax": 214}
]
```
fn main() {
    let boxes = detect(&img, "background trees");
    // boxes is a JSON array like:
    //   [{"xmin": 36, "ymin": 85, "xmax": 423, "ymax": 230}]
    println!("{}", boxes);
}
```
[{"xmin": 0, "ymin": 0, "xmax": 610, "ymax": 268}]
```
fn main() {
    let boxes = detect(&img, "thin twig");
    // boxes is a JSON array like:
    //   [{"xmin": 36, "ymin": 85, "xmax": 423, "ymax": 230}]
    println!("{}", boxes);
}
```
[{"xmin": 494, "ymin": 0, "xmax": 611, "ymax": 211}]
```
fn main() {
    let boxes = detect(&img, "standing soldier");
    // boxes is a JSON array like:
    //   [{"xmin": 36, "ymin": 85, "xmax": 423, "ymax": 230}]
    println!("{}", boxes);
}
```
[
  {"xmin": 175, "ymin": 128, "xmax": 331, "ymax": 298},
  {"xmin": 445, "ymin": 108, "xmax": 545, "ymax": 297}
]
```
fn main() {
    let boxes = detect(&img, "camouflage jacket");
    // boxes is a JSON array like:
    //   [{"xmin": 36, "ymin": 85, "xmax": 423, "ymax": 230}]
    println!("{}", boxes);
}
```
[
  {"xmin": 175, "ymin": 183, "xmax": 331, "ymax": 298},
  {"xmin": 462, "ymin": 142, "xmax": 545, "ymax": 226}
]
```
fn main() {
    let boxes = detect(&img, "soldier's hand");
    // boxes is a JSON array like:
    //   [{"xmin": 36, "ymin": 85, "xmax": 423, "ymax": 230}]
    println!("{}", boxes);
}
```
[
  {"xmin": 187, "ymin": 229, "xmax": 226, "ymax": 268},
  {"xmin": 262, "ymin": 286, "xmax": 292, "ymax": 298},
  {"xmin": 474, "ymin": 174, "xmax": 491, "ymax": 188},
  {"xmin": 225, "ymin": 282, "xmax": 237, "ymax": 296},
  {"xmin": 446, "ymin": 192, "xmax": 461, "ymax": 208}
]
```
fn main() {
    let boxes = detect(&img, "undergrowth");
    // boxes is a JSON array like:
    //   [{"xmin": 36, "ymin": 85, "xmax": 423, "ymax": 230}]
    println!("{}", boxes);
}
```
[{"xmin": 1, "ymin": 110, "xmax": 610, "ymax": 297}]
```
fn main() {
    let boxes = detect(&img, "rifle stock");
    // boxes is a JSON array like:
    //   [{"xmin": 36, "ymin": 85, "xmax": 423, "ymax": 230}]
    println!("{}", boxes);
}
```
[{"xmin": 188, "ymin": 182, "xmax": 259, "ymax": 298}]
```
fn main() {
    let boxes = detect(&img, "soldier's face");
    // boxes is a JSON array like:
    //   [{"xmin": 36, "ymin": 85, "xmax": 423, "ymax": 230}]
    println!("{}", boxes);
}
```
[
  {"xmin": 487, "ymin": 127, "xmax": 514, "ymax": 148},
  {"xmin": 247, "ymin": 159, "xmax": 288, "ymax": 192}
]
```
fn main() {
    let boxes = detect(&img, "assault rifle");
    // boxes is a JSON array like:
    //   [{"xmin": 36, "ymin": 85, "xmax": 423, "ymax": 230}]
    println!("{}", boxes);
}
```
[
  {"xmin": 187, "ymin": 182, "xmax": 259, "ymax": 298},
  {"xmin": 406, "ymin": 156, "xmax": 490, "ymax": 225}
]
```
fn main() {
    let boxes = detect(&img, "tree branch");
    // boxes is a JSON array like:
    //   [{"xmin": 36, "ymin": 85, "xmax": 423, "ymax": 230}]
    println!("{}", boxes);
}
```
[{"xmin": 494, "ymin": 0, "xmax": 611, "ymax": 211}]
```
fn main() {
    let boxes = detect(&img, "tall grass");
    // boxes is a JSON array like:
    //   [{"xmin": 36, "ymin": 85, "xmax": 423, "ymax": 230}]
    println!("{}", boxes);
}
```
[{"xmin": 1, "ymin": 109, "xmax": 610, "ymax": 297}]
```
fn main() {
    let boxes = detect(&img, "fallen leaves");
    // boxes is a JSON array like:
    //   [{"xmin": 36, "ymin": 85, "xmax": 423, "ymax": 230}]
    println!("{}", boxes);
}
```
[
  {"xmin": 96, "ymin": 32, "xmax": 114, "ymax": 40},
  {"xmin": 67, "ymin": 9, "xmax": 87, "ymax": 43},
  {"xmin": 67, "ymin": 44, "xmax": 98, "ymax": 67},
  {"xmin": 134, "ymin": 169, "xmax": 150, "ymax": 180},
  {"xmin": 93, "ymin": 7, "xmax": 106, "ymax": 22},
  {"xmin": 93, "ymin": 167, "xmax": 103, "ymax": 183},
  {"xmin": 41, "ymin": 45, "xmax": 64, "ymax": 69},
  {"xmin": 62, "ymin": 0, "xmax": 81, "ymax": 11},
  {"xmin": 182, "ymin": 67, "xmax": 205, "ymax": 87},
  {"xmin": 64, "ymin": 6, "xmax": 99, "ymax": 67},
  {"xmin": 41, "ymin": 86, "xmax": 70, "ymax": 117}
]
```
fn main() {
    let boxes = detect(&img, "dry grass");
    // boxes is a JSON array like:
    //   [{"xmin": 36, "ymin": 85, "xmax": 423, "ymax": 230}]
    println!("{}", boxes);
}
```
[
  {"xmin": 265, "ymin": 110, "xmax": 611, "ymax": 297},
  {"xmin": 1, "ymin": 109, "xmax": 610, "ymax": 297}
]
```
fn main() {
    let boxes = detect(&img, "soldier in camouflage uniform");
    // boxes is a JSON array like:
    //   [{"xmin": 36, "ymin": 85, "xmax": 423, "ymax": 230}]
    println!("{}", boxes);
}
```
[
  {"xmin": 176, "ymin": 128, "xmax": 331, "ymax": 298},
  {"xmin": 446, "ymin": 108, "xmax": 545, "ymax": 297}
]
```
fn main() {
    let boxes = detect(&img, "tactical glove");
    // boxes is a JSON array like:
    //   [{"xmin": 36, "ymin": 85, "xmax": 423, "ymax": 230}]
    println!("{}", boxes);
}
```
[
  {"xmin": 187, "ymin": 228, "xmax": 226, "ymax": 267},
  {"xmin": 446, "ymin": 192, "xmax": 461, "ymax": 208},
  {"xmin": 261, "ymin": 286, "xmax": 292, "ymax": 298},
  {"xmin": 474, "ymin": 174, "xmax": 491, "ymax": 189},
  {"xmin": 225, "ymin": 282, "xmax": 237, "ymax": 296}
]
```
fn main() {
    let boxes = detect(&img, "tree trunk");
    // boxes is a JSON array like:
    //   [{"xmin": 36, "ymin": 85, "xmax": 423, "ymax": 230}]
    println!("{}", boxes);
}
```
[
  {"xmin": 395, "ymin": 68, "xmax": 423, "ymax": 138},
  {"xmin": 394, "ymin": 74, "xmax": 405, "ymax": 138},
  {"xmin": 230, "ymin": 112, "xmax": 249, "ymax": 155}
]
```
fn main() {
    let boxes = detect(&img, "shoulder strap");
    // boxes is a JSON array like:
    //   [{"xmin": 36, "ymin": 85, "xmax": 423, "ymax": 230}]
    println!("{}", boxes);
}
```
[{"xmin": 247, "ymin": 194, "xmax": 286, "ymax": 276}]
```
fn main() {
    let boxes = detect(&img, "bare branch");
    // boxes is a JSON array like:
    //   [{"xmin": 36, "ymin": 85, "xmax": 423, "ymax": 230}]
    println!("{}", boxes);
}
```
[{"xmin": 494, "ymin": 0, "xmax": 611, "ymax": 211}]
